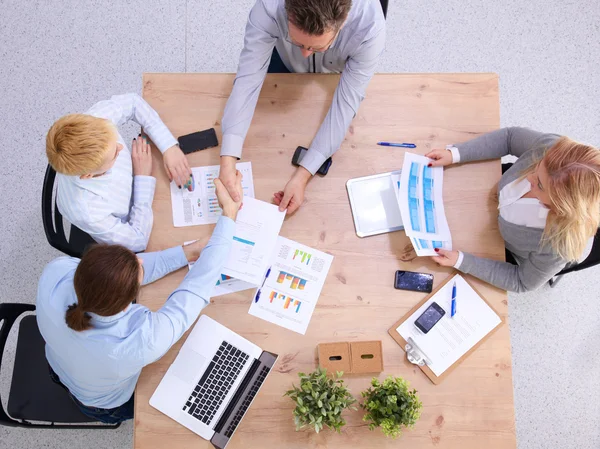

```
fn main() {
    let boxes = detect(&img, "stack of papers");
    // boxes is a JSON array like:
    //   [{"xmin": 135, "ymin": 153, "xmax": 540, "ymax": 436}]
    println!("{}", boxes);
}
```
[{"xmin": 397, "ymin": 153, "xmax": 452, "ymax": 256}]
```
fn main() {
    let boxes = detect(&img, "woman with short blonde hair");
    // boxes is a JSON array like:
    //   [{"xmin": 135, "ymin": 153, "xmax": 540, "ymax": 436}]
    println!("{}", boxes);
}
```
[{"xmin": 426, "ymin": 127, "xmax": 600, "ymax": 292}]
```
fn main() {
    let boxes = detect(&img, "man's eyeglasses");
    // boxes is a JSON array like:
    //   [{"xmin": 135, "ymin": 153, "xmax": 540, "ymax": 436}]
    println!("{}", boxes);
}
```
[{"xmin": 285, "ymin": 28, "xmax": 340, "ymax": 53}]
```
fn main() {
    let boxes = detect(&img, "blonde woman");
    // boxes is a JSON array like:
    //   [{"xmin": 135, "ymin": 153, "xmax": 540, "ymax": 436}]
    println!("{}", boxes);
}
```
[{"xmin": 426, "ymin": 127, "xmax": 600, "ymax": 292}]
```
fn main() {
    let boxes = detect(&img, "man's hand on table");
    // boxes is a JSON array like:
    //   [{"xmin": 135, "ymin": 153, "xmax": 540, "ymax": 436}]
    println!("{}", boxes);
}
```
[
  {"xmin": 215, "ymin": 170, "xmax": 243, "ymax": 221},
  {"xmin": 273, "ymin": 166, "xmax": 312, "ymax": 215},
  {"xmin": 430, "ymin": 248, "xmax": 459, "ymax": 267}
]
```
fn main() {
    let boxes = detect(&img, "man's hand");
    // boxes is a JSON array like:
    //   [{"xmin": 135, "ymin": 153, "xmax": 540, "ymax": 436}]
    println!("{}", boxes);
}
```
[
  {"xmin": 182, "ymin": 237, "xmax": 210, "ymax": 263},
  {"xmin": 132, "ymin": 136, "xmax": 152, "ymax": 176},
  {"xmin": 273, "ymin": 167, "xmax": 312, "ymax": 215},
  {"xmin": 425, "ymin": 149, "xmax": 454, "ymax": 167},
  {"xmin": 214, "ymin": 170, "xmax": 243, "ymax": 221},
  {"xmin": 163, "ymin": 145, "xmax": 192, "ymax": 187},
  {"xmin": 218, "ymin": 156, "xmax": 241, "ymax": 202},
  {"xmin": 429, "ymin": 248, "xmax": 459, "ymax": 267}
]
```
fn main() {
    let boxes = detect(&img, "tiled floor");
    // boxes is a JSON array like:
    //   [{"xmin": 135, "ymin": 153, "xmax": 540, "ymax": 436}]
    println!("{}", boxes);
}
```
[{"xmin": 0, "ymin": 1, "xmax": 598, "ymax": 448}]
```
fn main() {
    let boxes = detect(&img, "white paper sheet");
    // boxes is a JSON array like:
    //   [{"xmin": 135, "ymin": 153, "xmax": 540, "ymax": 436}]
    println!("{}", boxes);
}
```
[
  {"xmin": 221, "ymin": 197, "xmax": 285, "ymax": 285},
  {"xmin": 185, "ymin": 241, "xmax": 255, "ymax": 297},
  {"xmin": 398, "ymin": 153, "xmax": 452, "ymax": 255},
  {"xmin": 397, "ymin": 274, "xmax": 502, "ymax": 377},
  {"xmin": 170, "ymin": 162, "xmax": 255, "ymax": 227},
  {"xmin": 248, "ymin": 237, "xmax": 333, "ymax": 335}
]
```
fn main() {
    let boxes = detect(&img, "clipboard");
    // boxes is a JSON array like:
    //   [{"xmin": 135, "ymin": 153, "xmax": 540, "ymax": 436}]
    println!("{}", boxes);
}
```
[
  {"xmin": 388, "ymin": 274, "xmax": 504, "ymax": 385},
  {"xmin": 346, "ymin": 170, "xmax": 404, "ymax": 238}
]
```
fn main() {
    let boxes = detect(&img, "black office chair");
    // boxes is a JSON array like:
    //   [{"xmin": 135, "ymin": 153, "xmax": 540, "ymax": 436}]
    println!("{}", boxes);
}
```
[
  {"xmin": 380, "ymin": 0, "xmax": 389, "ymax": 18},
  {"xmin": 549, "ymin": 230, "xmax": 600, "ymax": 287},
  {"xmin": 0, "ymin": 303, "xmax": 119, "ymax": 428},
  {"xmin": 42, "ymin": 164, "xmax": 96, "ymax": 259}
]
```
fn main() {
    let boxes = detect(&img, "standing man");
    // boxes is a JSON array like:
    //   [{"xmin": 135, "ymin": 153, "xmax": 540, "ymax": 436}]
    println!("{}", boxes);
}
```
[{"xmin": 219, "ymin": 0, "xmax": 386, "ymax": 214}]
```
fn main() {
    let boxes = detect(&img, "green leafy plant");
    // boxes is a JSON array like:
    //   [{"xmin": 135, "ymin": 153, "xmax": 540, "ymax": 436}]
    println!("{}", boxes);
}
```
[
  {"xmin": 361, "ymin": 376, "xmax": 422, "ymax": 439},
  {"xmin": 284, "ymin": 368, "xmax": 357, "ymax": 433}
]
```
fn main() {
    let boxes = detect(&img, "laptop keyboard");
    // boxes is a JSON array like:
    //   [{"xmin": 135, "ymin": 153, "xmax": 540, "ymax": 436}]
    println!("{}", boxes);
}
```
[
  {"xmin": 182, "ymin": 341, "xmax": 249, "ymax": 425},
  {"xmin": 224, "ymin": 365, "xmax": 270, "ymax": 437}
]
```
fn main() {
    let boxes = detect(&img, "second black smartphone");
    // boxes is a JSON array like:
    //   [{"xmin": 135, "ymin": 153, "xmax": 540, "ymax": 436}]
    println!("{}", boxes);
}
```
[
  {"xmin": 414, "ymin": 302, "xmax": 446, "ymax": 334},
  {"xmin": 178, "ymin": 128, "xmax": 219, "ymax": 154},
  {"xmin": 394, "ymin": 270, "xmax": 434, "ymax": 294}
]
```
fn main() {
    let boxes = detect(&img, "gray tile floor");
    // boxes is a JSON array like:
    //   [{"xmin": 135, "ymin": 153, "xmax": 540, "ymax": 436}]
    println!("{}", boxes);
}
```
[{"xmin": 0, "ymin": 1, "xmax": 598, "ymax": 448}]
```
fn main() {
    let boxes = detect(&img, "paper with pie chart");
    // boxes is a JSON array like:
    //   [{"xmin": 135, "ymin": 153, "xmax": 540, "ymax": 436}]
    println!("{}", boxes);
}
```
[
  {"xmin": 170, "ymin": 162, "xmax": 254, "ymax": 227},
  {"xmin": 249, "ymin": 237, "xmax": 333, "ymax": 335}
]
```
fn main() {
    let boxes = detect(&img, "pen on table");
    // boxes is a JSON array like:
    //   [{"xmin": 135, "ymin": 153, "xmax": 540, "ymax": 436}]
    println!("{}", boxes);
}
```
[
  {"xmin": 377, "ymin": 141, "xmax": 416, "ymax": 148},
  {"xmin": 451, "ymin": 281, "xmax": 457, "ymax": 317},
  {"xmin": 254, "ymin": 267, "xmax": 272, "ymax": 303}
]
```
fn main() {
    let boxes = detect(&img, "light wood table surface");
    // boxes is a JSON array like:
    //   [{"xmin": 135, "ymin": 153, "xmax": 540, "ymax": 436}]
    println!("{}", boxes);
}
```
[{"xmin": 136, "ymin": 73, "xmax": 515, "ymax": 449}]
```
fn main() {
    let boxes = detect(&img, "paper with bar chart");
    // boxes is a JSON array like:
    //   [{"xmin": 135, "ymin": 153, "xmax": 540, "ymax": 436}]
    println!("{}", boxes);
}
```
[
  {"xmin": 249, "ymin": 237, "xmax": 333, "ymax": 334},
  {"xmin": 221, "ymin": 197, "xmax": 286, "ymax": 285},
  {"xmin": 170, "ymin": 162, "xmax": 254, "ymax": 227},
  {"xmin": 398, "ymin": 153, "xmax": 452, "ymax": 256},
  {"xmin": 186, "ymin": 242, "xmax": 255, "ymax": 297}
]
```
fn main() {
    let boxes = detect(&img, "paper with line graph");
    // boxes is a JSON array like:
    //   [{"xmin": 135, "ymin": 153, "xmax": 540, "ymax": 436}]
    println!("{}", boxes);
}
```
[
  {"xmin": 249, "ymin": 237, "xmax": 333, "ymax": 334},
  {"xmin": 398, "ymin": 153, "xmax": 452, "ymax": 256}
]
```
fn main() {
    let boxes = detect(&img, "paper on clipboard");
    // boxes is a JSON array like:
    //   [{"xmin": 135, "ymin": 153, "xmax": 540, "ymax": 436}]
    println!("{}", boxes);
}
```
[
  {"xmin": 398, "ymin": 153, "xmax": 452, "ymax": 255},
  {"xmin": 396, "ymin": 274, "xmax": 501, "ymax": 377}
]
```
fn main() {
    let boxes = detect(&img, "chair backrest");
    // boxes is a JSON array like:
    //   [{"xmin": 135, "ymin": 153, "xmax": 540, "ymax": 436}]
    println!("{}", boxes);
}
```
[
  {"xmin": 379, "ymin": 0, "xmax": 388, "ymax": 18},
  {"xmin": 557, "ymin": 229, "xmax": 600, "ymax": 275},
  {"xmin": 0, "ymin": 303, "xmax": 35, "ymax": 427},
  {"xmin": 41, "ymin": 164, "xmax": 95, "ymax": 259}
]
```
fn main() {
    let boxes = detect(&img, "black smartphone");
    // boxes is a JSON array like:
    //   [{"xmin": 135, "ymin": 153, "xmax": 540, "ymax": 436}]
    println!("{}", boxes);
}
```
[
  {"xmin": 178, "ymin": 128, "xmax": 219, "ymax": 154},
  {"xmin": 414, "ymin": 302, "xmax": 446, "ymax": 334},
  {"xmin": 292, "ymin": 146, "xmax": 332, "ymax": 176},
  {"xmin": 394, "ymin": 270, "xmax": 434, "ymax": 293}
]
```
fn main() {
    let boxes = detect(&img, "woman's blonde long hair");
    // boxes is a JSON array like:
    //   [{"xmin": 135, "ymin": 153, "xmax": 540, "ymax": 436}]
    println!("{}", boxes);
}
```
[{"xmin": 533, "ymin": 137, "xmax": 600, "ymax": 261}]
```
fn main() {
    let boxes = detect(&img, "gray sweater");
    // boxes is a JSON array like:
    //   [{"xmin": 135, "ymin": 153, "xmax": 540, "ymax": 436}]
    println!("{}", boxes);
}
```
[{"xmin": 455, "ymin": 127, "xmax": 566, "ymax": 292}]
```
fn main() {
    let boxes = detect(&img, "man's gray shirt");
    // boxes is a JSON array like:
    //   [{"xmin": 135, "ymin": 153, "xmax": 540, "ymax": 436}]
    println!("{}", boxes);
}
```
[{"xmin": 220, "ymin": 0, "xmax": 386, "ymax": 174}]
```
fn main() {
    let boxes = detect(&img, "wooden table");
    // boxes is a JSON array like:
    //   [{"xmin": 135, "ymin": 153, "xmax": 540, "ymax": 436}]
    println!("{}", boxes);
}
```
[{"xmin": 136, "ymin": 73, "xmax": 515, "ymax": 449}]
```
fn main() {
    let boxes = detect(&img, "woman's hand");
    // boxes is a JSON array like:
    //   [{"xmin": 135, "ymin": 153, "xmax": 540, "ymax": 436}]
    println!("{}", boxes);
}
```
[
  {"xmin": 425, "ymin": 149, "xmax": 454, "ymax": 167},
  {"xmin": 214, "ymin": 170, "xmax": 243, "ymax": 220},
  {"xmin": 429, "ymin": 248, "xmax": 459, "ymax": 267}
]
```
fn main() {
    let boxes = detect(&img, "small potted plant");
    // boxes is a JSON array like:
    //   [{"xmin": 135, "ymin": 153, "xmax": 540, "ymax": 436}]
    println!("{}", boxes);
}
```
[
  {"xmin": 284, "ymin": 368, "xmax": 356, "ymax": 433},
  {"xmin": 361, "ymin": 376, "xmax": 422, "ymax": 438}
]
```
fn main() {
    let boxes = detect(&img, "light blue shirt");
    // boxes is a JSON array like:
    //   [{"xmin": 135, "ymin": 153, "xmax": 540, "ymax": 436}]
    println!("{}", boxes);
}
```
[
  {"xmin": 56, "ymin": 93, "xmax": 178, "ymax": 252},
  {"xmin": 36, "ymin": 216, "xmax": 235, "ymax": 409}
]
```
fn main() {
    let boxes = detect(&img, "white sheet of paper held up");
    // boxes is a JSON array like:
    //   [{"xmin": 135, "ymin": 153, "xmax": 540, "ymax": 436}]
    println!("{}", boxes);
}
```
[{"xmin": 221, "ymin": 197, "xmax": 285, "ymax": 285}]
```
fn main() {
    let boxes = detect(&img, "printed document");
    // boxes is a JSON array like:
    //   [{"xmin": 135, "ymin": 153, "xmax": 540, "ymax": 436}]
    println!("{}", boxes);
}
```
[
  {"xmin": 248, "ymin": 237, "xmax": 333, "ymax": 335},
  {"xmin": 170, "ymin": 162, "xmax": 254, "ymax": 227},
  {"xmin": 397, "ymin": 274, "xmax": 502, "ymax": 377},
  {"xmin": 398, "ymin": 153, "xmax": 452, "ymax": 256},
  {"xmin": 221, "ymin": 197, "xmax": 285, "ymax": 285},
  {"xmin": 186, "ymin": 241, "xmax": 255, "ymax": 297}
]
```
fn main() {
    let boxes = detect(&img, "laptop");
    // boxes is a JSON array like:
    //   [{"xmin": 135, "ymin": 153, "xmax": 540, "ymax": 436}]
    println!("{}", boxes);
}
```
[{"xmin": 150, "ymin": 315, "xmax": 278, "ymax": 449}]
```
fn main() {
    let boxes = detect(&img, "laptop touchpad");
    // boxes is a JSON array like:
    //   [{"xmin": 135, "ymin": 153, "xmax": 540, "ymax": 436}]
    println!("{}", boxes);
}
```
[{"xmin": 171, "ymin": 347, "xmax": 207, "ymax": 385}]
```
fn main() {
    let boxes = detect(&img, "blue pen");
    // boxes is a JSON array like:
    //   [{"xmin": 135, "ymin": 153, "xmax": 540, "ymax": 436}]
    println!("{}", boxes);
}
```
[
  {"xmin": 254, "ymin": 267, "xmax": 272, "ymax": 303},
  {"xmin": 450, "ymin": 281, "xmax": 457, "ymax": 317},
  {"xmin": 377, "ymin": 141, "xmax": 417, "ymax": 148}
]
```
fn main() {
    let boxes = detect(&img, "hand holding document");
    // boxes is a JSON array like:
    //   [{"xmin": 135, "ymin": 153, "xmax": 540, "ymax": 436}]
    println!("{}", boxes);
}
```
[{"xmin": 398, "ymin": 153, "xmax": 452, "ymax": 256}]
